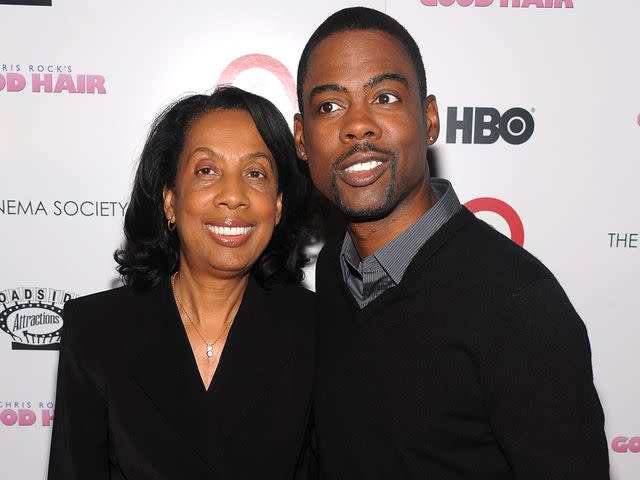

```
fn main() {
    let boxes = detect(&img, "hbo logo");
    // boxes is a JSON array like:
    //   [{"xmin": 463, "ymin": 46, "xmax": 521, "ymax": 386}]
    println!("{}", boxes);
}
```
[{"xmin": 446, "ymin": 107, "xmax": 535, "ymax": 145}]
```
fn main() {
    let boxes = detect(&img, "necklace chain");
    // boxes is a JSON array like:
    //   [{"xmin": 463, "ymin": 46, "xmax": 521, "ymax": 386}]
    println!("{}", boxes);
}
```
[{"xmin": 170, "ymin": 273, "xmax": 235, "ymax": 359}]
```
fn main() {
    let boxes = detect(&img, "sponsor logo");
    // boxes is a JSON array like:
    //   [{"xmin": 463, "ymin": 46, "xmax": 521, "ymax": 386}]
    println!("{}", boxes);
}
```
[
  {"xmin": 0, "ymin": 199, "xmax": 128, "ymax": 217},
  {"xmin": 446, "ymin": 107, "xmax": 535, "ymax": 145},
  {"xmin": 218, "ymin": 54, "xmax": 296, "ymax": 110},
  {"xmin": 0, "ymin": 0, "xmax": 51, "ymax": 5},
  {"xmin": 612, "ymin": 436, "xmax": 640, "ymax": 453},
  {"xmin": 0, "ymin": 287, "xmax": 76, "ymax": 351},
  {"xmin": 0, "ymin": 64, "xmax": 106, "ymax": 94},
  {"xmin": 420, "ymin": 0, "xmax": 574, "ymax": 8},
  {"xmin": 465, "ymin": 197, "xmax": 525, "ymax": 246},
  {"xmin": 0, "ymin": 401, "xmax": 54, "ymax": 427},
  {"xmin": 608, "ymin": 232, "xmax": 638, "ymax": 249}
]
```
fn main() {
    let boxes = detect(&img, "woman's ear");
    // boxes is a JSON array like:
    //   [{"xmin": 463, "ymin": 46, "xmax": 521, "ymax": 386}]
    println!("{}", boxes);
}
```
[
  {"xmin": 163, "ymin": 186, "xmax": 176, "ymax": 224},
  {"xmin": 275, "ymin": 192, "xmax": 283, "ymax": 226}
]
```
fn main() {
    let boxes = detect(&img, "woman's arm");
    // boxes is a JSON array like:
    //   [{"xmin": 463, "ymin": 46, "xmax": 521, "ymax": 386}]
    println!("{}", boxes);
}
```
[{"xmin": 47, "ymin": 301, "xmax": 110, "ymax": 480}]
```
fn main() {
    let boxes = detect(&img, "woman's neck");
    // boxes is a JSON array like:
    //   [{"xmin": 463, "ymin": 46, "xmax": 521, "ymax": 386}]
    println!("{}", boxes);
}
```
[{"xmin": 172, "ymin": 262, "xmax": 249, "ymax": 329}]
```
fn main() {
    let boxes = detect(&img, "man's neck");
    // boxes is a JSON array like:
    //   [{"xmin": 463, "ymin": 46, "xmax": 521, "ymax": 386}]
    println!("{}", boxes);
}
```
[{"xmin": 347, "ymin": 182, "xmax": 435, "ymax": 259}]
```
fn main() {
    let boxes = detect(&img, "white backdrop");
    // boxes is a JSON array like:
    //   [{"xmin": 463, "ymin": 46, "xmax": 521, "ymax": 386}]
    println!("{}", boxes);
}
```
[{"xmin": 0, "ymin": 0, "xmax": 638, "ymax": 478}]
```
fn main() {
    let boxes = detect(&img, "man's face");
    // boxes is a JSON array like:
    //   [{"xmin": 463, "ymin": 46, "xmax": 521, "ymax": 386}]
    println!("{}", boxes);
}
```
[{"xmin": 295, "ymin": 29, "xmax": 439, "ymax": 222}]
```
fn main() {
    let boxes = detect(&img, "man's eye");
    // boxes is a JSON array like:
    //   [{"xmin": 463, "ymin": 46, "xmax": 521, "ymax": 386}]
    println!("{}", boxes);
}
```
[
  {"xmin": 197, "ymin": 166, "xmax": 214, "ymax": 175},
  {"xmin": 319, "ymin": 102, "xmax": 342, "ymax": 113},
  {"xmin": 375, "ymin": 93, "xmax": 399, "ymax": 105}
]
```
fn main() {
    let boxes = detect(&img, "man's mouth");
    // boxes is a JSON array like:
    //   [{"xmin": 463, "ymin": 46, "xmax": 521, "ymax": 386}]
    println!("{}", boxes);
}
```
[
  {"xmin": 343, "ymin": 160, "xmax": 383, "ymax": 173},
  {"xmin": 338, "ymin": 158, "xmax": 388, "ymax": 187}
]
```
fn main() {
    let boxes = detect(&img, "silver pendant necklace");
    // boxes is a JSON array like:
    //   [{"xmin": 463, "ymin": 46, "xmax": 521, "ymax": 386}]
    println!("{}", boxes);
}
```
[{"xmin": 171, "ymin": 273, "xmax": 234, "ymax": 360}]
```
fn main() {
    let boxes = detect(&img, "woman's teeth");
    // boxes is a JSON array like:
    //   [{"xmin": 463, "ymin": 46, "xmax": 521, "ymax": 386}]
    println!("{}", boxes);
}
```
[{"xmin": 208, "ymin": 225, "xmax": 252, "ymax": 236}]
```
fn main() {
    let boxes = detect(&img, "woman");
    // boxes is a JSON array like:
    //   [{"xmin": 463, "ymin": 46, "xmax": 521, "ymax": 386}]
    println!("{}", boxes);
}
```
[{"xmin": 48, "ymin": 86, "xmax": 315, "ymax": 479}]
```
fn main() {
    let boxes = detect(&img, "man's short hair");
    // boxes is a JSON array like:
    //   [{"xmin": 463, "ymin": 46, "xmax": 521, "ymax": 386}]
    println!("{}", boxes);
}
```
[{"xmin": 296, "ymin": 6, "xmax": 427, "ymax": 115}]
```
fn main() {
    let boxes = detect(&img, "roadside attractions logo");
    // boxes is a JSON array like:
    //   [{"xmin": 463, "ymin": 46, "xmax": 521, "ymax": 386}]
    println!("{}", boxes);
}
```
[
  {"xmin": 0, "ymin": 199, "xmax": 128, "ymax": 217},
  {"xmin": 0, "ymin": 400, "xmax": 54, "ymax": 428},
  {"xmin": 0, "ymin": 287, "xmax": 76, "ymax": 351},
  {"xmin": 420, "ymin": 0, "xmax": 574, "ymax": 8},
  {"xmin": 446, "ymin": 107, "xmax": 535, "ymax": 145},
  {"xmin": 0, "ymin": 63, "xmax": 107, "ymax": 94}
]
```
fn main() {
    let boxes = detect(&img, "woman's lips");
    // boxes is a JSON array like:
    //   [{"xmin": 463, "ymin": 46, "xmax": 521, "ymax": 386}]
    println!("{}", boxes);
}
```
[{"xmin": 205, "ymin": 224, "xmax": 255, "ymax": 247}]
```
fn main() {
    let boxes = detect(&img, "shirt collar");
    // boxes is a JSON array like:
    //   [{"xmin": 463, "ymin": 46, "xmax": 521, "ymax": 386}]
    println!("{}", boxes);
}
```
[{"xmin": 340, "ymin": 178, "xmax": 461, "ymax": 285}]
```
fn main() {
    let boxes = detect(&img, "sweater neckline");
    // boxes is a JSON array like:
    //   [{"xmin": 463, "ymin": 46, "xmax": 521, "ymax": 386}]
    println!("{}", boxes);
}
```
[{"xmin": 327, "ymin": 207, "xmax": 474, "ymax": 321}]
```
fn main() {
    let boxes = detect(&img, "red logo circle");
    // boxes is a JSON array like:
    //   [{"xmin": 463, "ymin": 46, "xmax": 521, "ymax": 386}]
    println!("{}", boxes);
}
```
[
  {"xmin": 217, "ymin": 54, "xmax": 296, "ymax": 109},
  {"xmin": 464, "ymin": 197, "xmax": 525, "ymax": 246}
]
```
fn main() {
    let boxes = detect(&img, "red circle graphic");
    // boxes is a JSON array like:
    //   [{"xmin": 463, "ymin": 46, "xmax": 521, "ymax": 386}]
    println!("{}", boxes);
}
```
[
  {"xmin": 464, "ymin": 197, "xmax": 525, "ymax": 246},
  {"xmin": 217, "ymin": 54, "xmax": 297, "ymax": 109}
]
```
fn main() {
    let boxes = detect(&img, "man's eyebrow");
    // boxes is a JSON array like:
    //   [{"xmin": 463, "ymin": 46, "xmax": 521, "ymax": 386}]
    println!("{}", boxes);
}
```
[
  {"xmin": 309, "ymin": 83, "xmax": 348, "ymax": 99},
  {"xmin": 365, "ymin": 73, "xmax": 409, "ymax": 90}
]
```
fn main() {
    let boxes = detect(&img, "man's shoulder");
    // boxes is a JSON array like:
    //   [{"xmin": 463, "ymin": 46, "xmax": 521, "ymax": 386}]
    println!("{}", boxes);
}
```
[{"xmin": 451, "ymin": 212, "xmax": 554, "ymax": 282}]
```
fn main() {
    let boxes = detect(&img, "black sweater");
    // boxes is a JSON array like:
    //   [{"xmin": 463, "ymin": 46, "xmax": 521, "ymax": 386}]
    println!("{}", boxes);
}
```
[{"xmin": 313, "ymin": 207, "xmax": 609, "ymax": 479}]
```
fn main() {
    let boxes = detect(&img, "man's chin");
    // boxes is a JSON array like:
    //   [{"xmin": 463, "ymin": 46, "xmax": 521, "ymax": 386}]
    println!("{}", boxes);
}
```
[{"xmin": 336, "ymin": 199, "xmax": 395, "ymax": 223}]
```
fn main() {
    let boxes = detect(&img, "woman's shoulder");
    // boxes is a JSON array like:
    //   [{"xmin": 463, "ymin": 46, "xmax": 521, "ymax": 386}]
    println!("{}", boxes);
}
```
[
  {"xmin": 63, "ymin": 283, "xmax": 161, "ymax": 339},
  {"xmin": 64, "ymin": 284, "xmax": 146, "ymax": 316}
]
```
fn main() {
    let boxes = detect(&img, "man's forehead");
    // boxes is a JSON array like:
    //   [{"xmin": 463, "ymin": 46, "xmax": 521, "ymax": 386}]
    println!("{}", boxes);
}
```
[{"xmin": 304, "ymin": 29, "xmax": 415, "ymax": 88}]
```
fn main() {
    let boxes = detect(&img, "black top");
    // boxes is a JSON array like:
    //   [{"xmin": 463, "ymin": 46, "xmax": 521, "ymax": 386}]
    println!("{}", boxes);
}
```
[
  {"xmin": 313, "ymin": 207, "xmax": 609, "ymax": 479},
  {"xmin": 48, "ymin": 276, "xmax": 315, "ymax": 480}
]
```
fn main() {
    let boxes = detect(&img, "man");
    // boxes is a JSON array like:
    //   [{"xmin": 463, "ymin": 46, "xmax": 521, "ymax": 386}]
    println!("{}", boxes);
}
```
[{"xmin": 294, "ymin": 7, "xmax": 609, "ymax": 479}]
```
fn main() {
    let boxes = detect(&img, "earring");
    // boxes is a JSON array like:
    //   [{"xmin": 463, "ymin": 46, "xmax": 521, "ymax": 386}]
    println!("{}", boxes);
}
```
[
  {"xmin": 429, "ymin": 136, "xmax": 434, "ymax": 143},
  {"xmin": 299, "ymin": 150, "xmax": 306, "ymax": 159},
  {"xmin": 167, "ymin": 220, "xmax": 176, "ymax": 232}
]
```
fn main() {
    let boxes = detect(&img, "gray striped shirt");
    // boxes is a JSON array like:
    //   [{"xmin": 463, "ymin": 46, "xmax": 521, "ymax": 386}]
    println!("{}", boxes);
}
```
[{"xmin": 340, "ymin": 178, "xmax": 462, "ymax": 309}]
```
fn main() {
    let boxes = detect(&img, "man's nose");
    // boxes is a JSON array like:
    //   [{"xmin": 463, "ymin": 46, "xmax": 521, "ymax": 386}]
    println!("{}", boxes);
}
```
[{"xmin": 340, "ymin": 103, "xmax": 382, "ymax": 143}]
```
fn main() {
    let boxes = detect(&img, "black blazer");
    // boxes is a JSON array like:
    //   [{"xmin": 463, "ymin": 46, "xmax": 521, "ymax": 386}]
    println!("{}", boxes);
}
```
[{"xmin": 48, "ymin": 276, "xmax": 316, "ymax": 479}]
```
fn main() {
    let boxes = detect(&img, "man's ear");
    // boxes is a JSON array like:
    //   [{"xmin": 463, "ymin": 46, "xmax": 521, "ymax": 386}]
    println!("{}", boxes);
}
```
[
  {"xmin": 294, "ymin": 113, "xmax": 307, "ymax": 162},
  {"xmin": 424, "ymin": 95, "xmax": 440, "ymax": 145},
  {"xmin": 163, "ymin": 185, "xmax": 176, "ymax": 225}
]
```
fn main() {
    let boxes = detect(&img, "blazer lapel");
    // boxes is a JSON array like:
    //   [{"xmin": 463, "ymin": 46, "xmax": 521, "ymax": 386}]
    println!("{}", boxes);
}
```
[
  {"xmin": 129, "ymin": 279, "xmax": 209, "ymax": 468},
  {"xmin": 204, "ymin": 277, "xmax": 294, "ymax": 466},
  {"xmin": 129, "ymin": 277, "xmax": 295, "ymax": 472}
]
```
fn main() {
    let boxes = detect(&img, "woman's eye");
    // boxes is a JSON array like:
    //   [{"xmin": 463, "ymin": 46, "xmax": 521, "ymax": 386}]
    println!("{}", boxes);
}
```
[
  {"xmin": 375, "ymin": 93, "xmax": 399, "ymax": 105},
  {"xmin": 319, "ymin": 102, "xmax": 342, "ymax": 114},
  {"xmin": 247, "ymin": 170, "xmax": 266, "ymax": 179}
]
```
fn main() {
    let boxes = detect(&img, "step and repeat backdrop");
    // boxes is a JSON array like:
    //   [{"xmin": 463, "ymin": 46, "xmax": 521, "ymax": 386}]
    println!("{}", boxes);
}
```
[{"xmin": 0, "ymin": 0, "xmax": 638, "ymax": 478}]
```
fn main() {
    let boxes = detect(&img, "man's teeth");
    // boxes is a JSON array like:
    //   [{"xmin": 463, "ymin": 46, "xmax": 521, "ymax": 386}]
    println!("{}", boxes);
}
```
[
  {"xmin": 344, "ymin": 160, "xmax": 382, "ymax": 173},
  {"xmin": 208, "ymin": 225, "xmax": 252, "ymax": 236}
]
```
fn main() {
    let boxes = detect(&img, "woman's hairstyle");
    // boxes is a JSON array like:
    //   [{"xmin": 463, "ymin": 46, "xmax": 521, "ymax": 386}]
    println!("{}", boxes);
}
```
[{"xmin": 114, "ymin": 86, "xmax": 310, "ymax": 290}]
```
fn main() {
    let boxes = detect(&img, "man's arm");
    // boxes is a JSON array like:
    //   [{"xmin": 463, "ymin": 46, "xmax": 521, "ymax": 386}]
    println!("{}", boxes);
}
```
[{"xmin": 482, "ymin": 278, "xmax": 610, "ymax": 479}]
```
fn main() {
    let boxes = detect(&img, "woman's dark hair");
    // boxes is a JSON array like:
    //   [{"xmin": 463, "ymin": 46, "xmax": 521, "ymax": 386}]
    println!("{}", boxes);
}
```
[{"xmin": 114, "ymin": 86, "xmax": 310, "ymax": 290}]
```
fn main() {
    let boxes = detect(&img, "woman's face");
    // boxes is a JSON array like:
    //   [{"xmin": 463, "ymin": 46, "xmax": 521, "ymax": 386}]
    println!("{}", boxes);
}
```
[{"xmin": 163, "ymin": 109, "xmax": 282, "ymax": 279}]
